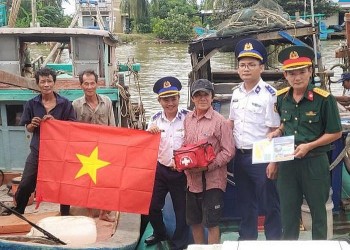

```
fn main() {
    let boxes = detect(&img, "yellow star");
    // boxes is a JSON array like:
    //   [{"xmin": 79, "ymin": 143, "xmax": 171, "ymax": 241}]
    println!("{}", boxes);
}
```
[{"xmin": 75, "ymin": 146, "xmax": 110, "ymax": 184}]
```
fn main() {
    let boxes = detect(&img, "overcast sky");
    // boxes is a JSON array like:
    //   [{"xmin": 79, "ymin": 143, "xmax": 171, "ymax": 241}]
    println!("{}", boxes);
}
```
[{"xmin": 62, "ymin": 0, "xmax": 75, "ymax": 15}]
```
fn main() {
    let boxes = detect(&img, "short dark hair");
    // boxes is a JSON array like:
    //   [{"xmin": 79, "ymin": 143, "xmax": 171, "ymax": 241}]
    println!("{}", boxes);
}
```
[
  {"xmin": 35, "ymin": 67, "xmax": 57, "ymax": 84},
  {"xmin": 78, "ymin": 69, "xmax": 98, "ymax": 84}
]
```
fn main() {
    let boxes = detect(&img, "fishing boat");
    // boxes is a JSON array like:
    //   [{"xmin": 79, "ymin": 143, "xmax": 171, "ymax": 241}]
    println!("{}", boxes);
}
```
[{"xmin": 0, "ymin": 27, "xmax": 145, "ymax": 249}]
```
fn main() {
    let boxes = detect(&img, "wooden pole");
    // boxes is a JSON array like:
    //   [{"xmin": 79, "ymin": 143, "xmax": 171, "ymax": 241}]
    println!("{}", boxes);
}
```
[
  {"xmin": 31, "ymin": 0, "xmax": 37, "ymax": 27},
  {"xmin": 345, "ymin": 13, "xmax": 350, "ymax": 48},
  {"xmin": 8, "ymin": 0, "xmax": 21, "ymax": 27}
]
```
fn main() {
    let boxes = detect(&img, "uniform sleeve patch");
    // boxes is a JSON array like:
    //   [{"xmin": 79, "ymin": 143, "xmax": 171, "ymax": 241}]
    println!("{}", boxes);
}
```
[{"xmin": 313, "ymin": 87, "xmax": 330, "ymax": 98}]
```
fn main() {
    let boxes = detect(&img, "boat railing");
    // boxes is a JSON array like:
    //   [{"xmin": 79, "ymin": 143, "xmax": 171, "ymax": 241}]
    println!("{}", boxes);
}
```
[{"xmin": 31, "ymin": 55, "xmax": 44, "ymax": 72}]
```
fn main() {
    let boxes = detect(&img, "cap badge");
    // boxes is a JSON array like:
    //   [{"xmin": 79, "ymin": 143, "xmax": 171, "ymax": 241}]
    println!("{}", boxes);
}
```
[
  {"xmin": 244, "ymin": 42, "xmax": 253, "ymax": 51},
  {"xmin": 163, "ymin": 81, "xmax": 171, "ymax": 88},
  {"xmin": 289, "ymin": 51, "xmax": 299, "ymax": 60}
]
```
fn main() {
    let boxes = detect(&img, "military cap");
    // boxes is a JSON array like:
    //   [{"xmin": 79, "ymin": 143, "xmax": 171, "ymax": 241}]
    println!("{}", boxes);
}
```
[
  {"xmin": 191, "ymin": 79, "xmax": 214, "ymax": 97},
  {"xmin": 337, "ymin": 72, "xmax": 350, "ymax": 83},
  {"xmin": 235, "ymin": 38, "xmax": 267, "ymax": 63},
  {"xmin": 278, "ymin": 45, "xmax": 314, "ymax": 71},
  {"xmin": 153, "ymin": 76, "xmax": 182, "ymax": 98}
]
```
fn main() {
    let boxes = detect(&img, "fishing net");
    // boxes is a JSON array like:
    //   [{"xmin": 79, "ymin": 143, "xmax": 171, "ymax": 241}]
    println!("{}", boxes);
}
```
[{"xmin": 216, "ymin": 0, "xmax": 296, "ymax": 37}]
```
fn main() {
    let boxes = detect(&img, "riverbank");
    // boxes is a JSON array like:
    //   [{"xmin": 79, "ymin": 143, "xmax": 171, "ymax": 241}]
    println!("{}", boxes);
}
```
[{"xmin": 116, "ymin": 33, "xmax": 167, "ymax": 44}]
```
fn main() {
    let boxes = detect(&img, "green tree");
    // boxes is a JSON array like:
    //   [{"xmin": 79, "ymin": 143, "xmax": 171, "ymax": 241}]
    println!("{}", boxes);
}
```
[
  {"xmin": 120, "ymin": 0, "xmax": 150, "ymax": 33},
  {"xmin": 150, "ymin": 0, "xmax": 197, "ymax": 19},
  {"xmin": 150, "ymin": 0, "xmax": 199, "ymax": 41},
  {"xmin": 15, "ymin": 0, "xmax": 72, "ymax": 27},
  {"xmin": 152, "ymin": 10, "xmax": 194, "ymax": 42}
]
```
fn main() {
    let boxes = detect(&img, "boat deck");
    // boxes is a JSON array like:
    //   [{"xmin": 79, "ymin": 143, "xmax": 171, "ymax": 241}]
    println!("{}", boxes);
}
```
[{"xmin": 0, "ymin": 183, "xmax": 140, "ymax": 249}]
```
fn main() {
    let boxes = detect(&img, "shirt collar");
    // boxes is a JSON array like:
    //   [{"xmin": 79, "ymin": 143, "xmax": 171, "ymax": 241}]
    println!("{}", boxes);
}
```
[
  {"xmin": 191, "ymin": 106, "xmax": 214, "ymax": 119},
  {"xmin": 161, "ymin": 109, "xmax": 183, "ymax": 122},
  {"xmin": 34, "ymin": 92, "xmax": 65, "ymax": 104},
  {"xmin": 286, "ymin": 82, "xmax": 314, "ymax": 102},
  {"xmin": 239, "ymin": 78, "xmax": 263, "ymax": 94},
  {"xmin": 83, "ymin": 94, "xmax": 104, "ymax": 104}
]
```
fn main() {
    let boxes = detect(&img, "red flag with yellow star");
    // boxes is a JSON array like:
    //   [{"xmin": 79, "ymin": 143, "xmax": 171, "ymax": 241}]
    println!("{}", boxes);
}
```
[{"xmin": 36, "ymin": 120, "xmax": 160, "ymax": 214}]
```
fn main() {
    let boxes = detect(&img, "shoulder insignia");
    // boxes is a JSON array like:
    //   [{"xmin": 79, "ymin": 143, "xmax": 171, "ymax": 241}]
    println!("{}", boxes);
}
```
[
  {"xmin": 313, "ymin": 87, "xmax": 330, "ymax": 98},
  {"xmin": 178, "ymin": 109, "xmax": 189, "ymax": 119},
  {"xmin": 151, "ymin": 111, "xmax": 162, "ymax": 121},
  {"xmin": 232, "ymin": 84, "xmax": 240, "ymax": 92},
  {"xmin": 265, "ymin": 85, "xmax": 276, "ymax": 96},
  {"xmin": 180, "ymin": 109, "xmax": 189, "ymax": 115},
  {"xmin": 277, "ymin": 87, "xmax": 290, "ymax": 96}
]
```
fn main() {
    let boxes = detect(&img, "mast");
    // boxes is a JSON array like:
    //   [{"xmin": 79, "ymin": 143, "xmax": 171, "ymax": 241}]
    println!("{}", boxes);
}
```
[{"xmin": 310, "ymin": 0, "xmax": 318, "ymax": 65}]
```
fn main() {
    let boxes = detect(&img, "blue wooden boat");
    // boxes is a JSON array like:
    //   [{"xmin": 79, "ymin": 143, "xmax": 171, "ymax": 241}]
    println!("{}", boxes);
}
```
[{"xmin": 0, "ymin": 27, "xmax": 143, "ymax": 249}]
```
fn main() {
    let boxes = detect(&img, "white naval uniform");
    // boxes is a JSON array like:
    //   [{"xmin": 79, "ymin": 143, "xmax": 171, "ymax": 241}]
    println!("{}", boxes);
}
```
[
  {"xmin": 229, "ymin": 78, "xmax": 280, "ymax": 149},
  {"xmin": 147, "ymin": 109, "xmax": 188, "ymax": 167}
]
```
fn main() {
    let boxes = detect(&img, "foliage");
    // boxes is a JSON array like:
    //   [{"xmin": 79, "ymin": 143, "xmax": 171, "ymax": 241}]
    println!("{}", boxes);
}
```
[
  {"xmin": 149, "ymin": 0, "xmax": 199, "ymax": 41},
  {"xmin": 150, "ymin": 0, "xmax": 197, "ymax": 19},
  {"xmin": 152, "ymin": 10, "xmax": 194, "ymax": 42},
  {"xmin": 120, "ymin": 0, "xmax": 150, "ymax": 33},
  {"xmin": 15, "ymin": 0, "xmax": 72, "ymax": 27},
  {"xmin": 134, "ymin": 16, "xmax": 152, "ymax": 33}
]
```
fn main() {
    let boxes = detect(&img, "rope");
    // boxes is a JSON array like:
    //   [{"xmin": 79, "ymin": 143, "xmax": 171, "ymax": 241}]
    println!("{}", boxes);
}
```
[
  {"xmin": 113, "ymin": 59, "xmax": 146, "ymax": 130},
  {"xmin": 329, "ymin": 137, "xmax": 350, "ymax": 171}
]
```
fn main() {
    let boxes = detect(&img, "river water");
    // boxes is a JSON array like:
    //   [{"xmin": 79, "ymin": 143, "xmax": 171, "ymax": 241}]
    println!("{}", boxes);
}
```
[{"xmin": 115, "ymin": 39, "xmax": 347, "ymax": 120}]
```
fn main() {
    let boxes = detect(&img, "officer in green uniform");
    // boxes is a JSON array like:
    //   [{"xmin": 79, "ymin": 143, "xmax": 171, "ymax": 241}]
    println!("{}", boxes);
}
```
[{"xmin": 270, "ymin": 46, "xmax": 342, "ymax": 240}]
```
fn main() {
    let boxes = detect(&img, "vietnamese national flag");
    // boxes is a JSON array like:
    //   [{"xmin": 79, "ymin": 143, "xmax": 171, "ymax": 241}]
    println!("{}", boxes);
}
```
[{"xmin": 36, "ymin": 120, "xmax": 160, "ymax": 214}]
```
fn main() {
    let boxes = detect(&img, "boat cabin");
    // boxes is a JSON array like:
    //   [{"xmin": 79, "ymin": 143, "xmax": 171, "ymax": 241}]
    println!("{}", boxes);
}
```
[{"xmin": 0, "ymin": 27, "xmax": 124, "ymax": 171}]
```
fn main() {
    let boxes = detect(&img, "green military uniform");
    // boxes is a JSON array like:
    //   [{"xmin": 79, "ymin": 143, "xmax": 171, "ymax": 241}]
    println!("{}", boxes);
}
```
[{"xmin": 276, "ymin": 83, "xmax": 342, "ymax": 239}]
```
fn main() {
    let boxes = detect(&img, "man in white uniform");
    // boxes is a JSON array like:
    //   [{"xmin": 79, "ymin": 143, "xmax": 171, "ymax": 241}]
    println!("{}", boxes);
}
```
[
  {"xmin": 229, "ymin": 38, "xmax": 282, "ymax": 240},
  {"xmin": 145, "ymin": 76, "xmax": 190, "ymax": 250}
]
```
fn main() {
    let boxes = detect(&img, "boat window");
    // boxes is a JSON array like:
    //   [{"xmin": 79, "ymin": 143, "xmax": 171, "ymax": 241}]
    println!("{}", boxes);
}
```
[{"xmin": 6, "ymin": 105, "xmax": 23, "ymax": 126}]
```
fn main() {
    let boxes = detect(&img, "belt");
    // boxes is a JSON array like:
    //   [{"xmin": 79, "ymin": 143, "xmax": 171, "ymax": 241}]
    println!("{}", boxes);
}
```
[{"xmin": 236, "ymin": 148, "xmax": 252, "ymax": 154}]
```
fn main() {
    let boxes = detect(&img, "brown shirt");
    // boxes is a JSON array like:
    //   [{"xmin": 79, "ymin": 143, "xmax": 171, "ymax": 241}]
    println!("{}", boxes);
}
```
[
  {"xmin": 72, "ymin": 94, "xmax": 115, "ymax": 126},
  {"xmin": 184, "ymin": 107, "xmax": 235, "ymax": 192}
]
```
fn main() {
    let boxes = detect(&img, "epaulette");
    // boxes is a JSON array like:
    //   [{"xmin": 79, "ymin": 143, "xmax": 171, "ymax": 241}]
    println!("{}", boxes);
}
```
[
  {"xmin": 180, "ymin": 109, "xmax": 189, "ymax": 115},
  {"xmin": 277, "ymin": 87, "xmax": 290, "ymax": 96},
  {"xmin": 232, "ymin": 83, "xmax": 241, "ymax": 92},
  {"xmin": 178, "ymin": 109, "xmax": 189, "ymax": 119},
  {"xmin": 313, "ymin": 87, "xmax": 330, "ymax": 98},
  {"xmin": 151, "ymin": 111, "xmax": 162, "ymax": 121},
  {"xmin": 265, "ymin": 85, "xmax": 276, "ymax": 96}
]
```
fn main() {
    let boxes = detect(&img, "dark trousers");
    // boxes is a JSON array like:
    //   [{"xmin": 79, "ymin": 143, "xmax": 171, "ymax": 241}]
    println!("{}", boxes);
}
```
[
  {"xmin": 277, "ymin": 154, "xmax": 330, "ymax": 240},
  {"xmin": 15, "ymin": 149, "xmax": 70, "ymax": 214},
  {"xmin": 234, "ymin": 151, "xmax": 282, "ymax": 240},
  {"xmin": 149, "ymin": 162, "xmax": 189, "ymax": 250}
]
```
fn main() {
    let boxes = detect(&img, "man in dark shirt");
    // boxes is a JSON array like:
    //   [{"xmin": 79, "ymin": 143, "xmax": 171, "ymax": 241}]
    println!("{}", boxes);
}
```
[{"xmin": 11, "ymin": 67, "xmax": 75, "ymax": 215}]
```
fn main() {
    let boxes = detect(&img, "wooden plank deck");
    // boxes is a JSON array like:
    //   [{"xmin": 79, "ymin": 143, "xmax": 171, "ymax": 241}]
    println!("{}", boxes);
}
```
[{"xmin": 0, "ymin": 212, "xmax": 58, "ymax": 234}]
